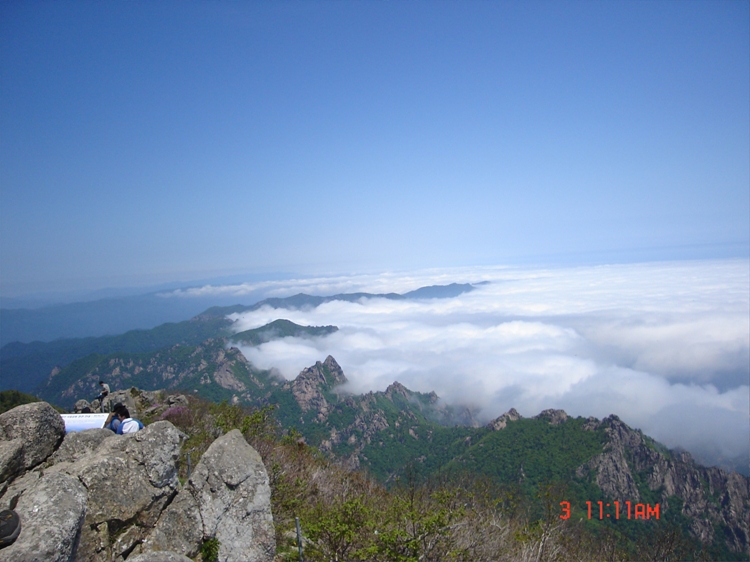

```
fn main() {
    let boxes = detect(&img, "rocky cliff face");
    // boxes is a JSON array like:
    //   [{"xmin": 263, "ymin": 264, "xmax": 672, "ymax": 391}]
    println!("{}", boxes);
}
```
[
  {"xmin": 484, "ymin": 409, "xmax": 750, "ymax": 556},
  {"xmin": 561, "ymin": 413, "xmax": 750, "ymax": 556},
  {"xmin": 275, "ymin": 359, "xmax": 480, "ymax": 473},
  {"xmin": 283, "ymin": 355, "xmax": 347, "ymax": 420},
  {"xmin": 0, "ymin": 401, "xmax": 274, "ymax": 562}
]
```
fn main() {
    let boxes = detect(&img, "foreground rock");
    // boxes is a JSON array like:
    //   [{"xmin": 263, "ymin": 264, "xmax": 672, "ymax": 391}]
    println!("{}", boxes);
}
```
[
  {"xmin": 65, "ymin": 422, "xmax": 184, "ymax": 561},
  {"xmin": 128, "ymin": 553, "xmax": 192, "ymax": 562},
  {"xmin": 0, "ymin": 472, "xmax": 87, "ymax": 562},
  {"xmin": 0, "ymin": 402, "xmax": 65, "ymax": 486},
  {"xmin": 141, "ymin": 429, "xmax": 275, "ymax": 561},
  {"xmin": 0, "ymin": 401, "xmax": 276, "ymax": 562}
]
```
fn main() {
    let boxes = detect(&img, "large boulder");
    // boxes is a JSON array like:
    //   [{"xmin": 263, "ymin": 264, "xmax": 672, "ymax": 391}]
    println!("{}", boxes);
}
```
[
  {"xmin": 142, "ymin": 429, "xmax": 275, "ymax": 561},
  {"xmin": 102, "ymin": 389, "xmax": 138, "ymax": 416},
  {"xmin": 55, "ymin": 421, "xmax": 184, "ymax": 562},
  {"xmin": 47, "ymin": 428, "xmax": 113, "ymax": 466},
  {"xmin": 0, "ymin": 471, "xmax": 87, "ymax": 562},
  {"xmin": 74, "ymin": 399, "xmax": 91, "ymax": 413},
  {"xmin": 140, "ymin": 487, "xmax": 203, "ymax": 557},
  {"xmin": 0, "ymin": 440, "xmax": 24, "ymax": 486},
  {"xmin": 0, "ymin": 403, "xmax": 65, "ymax": 485}
]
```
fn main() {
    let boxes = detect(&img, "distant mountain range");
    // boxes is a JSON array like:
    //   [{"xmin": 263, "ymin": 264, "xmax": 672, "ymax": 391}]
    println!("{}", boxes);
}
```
[
  {"xmin": 0, "ymin": 292, "xmax": 225, "ymax": 347},
  {"xmin": 0, "ymin": 283, "xmax": 476, "ymax": 394},
  {"xmin": 196, "ymin": 282, "xmax": 476, "ymax": 318},
  {"xmin": 0, "ymin": 282, "xmax": 476, "ymax": 347}
]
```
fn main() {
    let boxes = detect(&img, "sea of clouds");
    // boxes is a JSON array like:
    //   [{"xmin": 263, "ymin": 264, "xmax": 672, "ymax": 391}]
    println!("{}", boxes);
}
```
[{"xmin": 182, "ymin": 260, "xmax": 750, "ymax": 470}]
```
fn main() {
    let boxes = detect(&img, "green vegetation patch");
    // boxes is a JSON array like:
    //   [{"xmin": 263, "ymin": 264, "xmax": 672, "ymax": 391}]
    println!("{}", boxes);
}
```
[
  {"xmin": 446, "ymin": 417, "xmax": 607, "ymax": 492},
  {"xmin": 231, "ymin": 319, "xmax": 338, "ymax": 346},
  {"xmin": 0, "ymin": 389, "xmax": 42, "ymax": 414}
]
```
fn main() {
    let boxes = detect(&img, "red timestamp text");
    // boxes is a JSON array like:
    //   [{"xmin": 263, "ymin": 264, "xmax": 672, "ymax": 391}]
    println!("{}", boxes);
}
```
[{"xmin": 559, "ymin": 501, "xmax": 660, "ymax": 520}]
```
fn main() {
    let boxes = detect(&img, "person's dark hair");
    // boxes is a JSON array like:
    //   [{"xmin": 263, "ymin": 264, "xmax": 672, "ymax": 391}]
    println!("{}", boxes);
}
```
[
  {"xmin": 99, "ymin": 381, "xmax": 105, "ymax": 385},
  {"xmin": 118, "ymin": 407, "xmax": 130, "ymax": 419},
  {"xmin": 112, "ymin": 402, "xmax": 125, "ymax": 413}
]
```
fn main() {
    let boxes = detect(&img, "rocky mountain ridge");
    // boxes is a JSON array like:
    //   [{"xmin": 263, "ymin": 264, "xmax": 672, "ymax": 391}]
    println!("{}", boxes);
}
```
[
  {"xmin": 271, "ymin": 362, "xmax": 750, "ymax": 557},
  {"xmin": 24, "ymin": 344, "xmax": 750, "ymax": 558}
]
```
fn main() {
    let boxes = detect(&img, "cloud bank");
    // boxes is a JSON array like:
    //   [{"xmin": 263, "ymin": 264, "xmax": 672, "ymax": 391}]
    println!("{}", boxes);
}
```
[{"xmin": 227, "ymin": 260, "xmax": 749, "ymax": 467}]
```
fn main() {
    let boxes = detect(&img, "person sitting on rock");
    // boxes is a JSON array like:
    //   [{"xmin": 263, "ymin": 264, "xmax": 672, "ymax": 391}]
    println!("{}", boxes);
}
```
[
  {"xmin": 96, "ymin": 381, "xmax": 110, "ymax": 412},
  {"xmin": 104, "ymin": 403, "xmax": 126, "ymax": 432},
  {"xmin": 114, "ymin": 407, "xmax": 144, "ymax": 434}
]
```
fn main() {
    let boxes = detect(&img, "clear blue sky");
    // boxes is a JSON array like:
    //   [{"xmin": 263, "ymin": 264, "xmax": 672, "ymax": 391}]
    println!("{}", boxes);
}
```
[{"xmin": 1, "ymin": 1, "xmax": 748, "ymax": 296}]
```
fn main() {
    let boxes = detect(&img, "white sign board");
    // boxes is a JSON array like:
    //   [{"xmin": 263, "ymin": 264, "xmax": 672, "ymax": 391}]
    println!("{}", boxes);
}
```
[{"xmin": 61, "ymin": 413, "xmax": 109, "ymax": 433}]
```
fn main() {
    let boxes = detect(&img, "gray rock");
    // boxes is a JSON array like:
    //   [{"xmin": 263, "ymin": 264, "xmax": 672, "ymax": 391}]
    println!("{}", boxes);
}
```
[
  {"xmin": 0, "ymin": 470, "xmax": 40, "ymax": 509},
  {"xmin": 0, "ymin": 402, "xmax": 65, "ymax": 483},
  {"xmin": 533, "ymin": 408, "xmax": 568, "ymax": 425},
  {"xmin": 101, "ymin": 389, "xmax": 138, "ymax": 417},
  {"xmin": 575, "ymin": 416, "xmax": 641, "ymax": 501},
  {"xmin": 74, "ymin": 399, "xmax": 91, "ymax": 413},
  {"xmin": 66, "ymin": 421, "xmax": 184, "ymax": 562},
  {"xmin": 166, "ymin": 394, "xmax": 188, "ymax": 407},
  {"xmin": 47, "ymin": 428, "xmax": 113, "ymax": 466},
  {"xmin": 128, "ymin": 553, "xmax": 193, "ymax": 562},
  {"xmin": 0, "ymin": 472, "xmax": 87, "ymax": 562},
  {"xmin": 285, "ymin": 356, "xmax": 347, "ymax": 419},
  {"xmin": 487, "ymin": 408, "xmax": 522, "ymax": 431},
  {"xmin": 193, "ymin": 429, "xmax": 275, "ymax": 562},
  {"xmin": 0, "ymin": 440, "xmax": 24, "ymax": 485},
  {"xmin": 138, "ymin": 489, "xmax": 202, "ymax": 558},
  {"xmin": 145, "ymin": 429, "xmax": 275, "ymax": 562}
]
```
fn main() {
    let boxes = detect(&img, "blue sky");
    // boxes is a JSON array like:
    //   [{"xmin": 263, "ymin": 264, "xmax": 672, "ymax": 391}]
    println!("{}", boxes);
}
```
[{"xmin": 1, "ymin": 1, "xmax": 748, "ymax": 296}]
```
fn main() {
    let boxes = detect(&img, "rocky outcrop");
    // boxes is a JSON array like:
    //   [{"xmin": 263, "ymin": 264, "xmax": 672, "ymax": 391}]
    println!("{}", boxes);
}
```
[
  {"xmin": 285, "ymin": 355, "xmax": 347, "ymax": 419},
  {"xmin": 74, "ymin": 388, "xmax": 190, "ymax": 424},
  {"xmin": 487, "ymin": 408, "xmax": 522, "ymax": 430},
  {"xmin": 576, "ymin": 415, "xmax": 750, "ymax": 555},
  {"xmin": 65, "ymin": 422, "xmax": 184, "ymax": 561},
  {"xmin": 46, "ymin": 339, "xmax": 266, "ymax": 409},
  {"xmin": 0, "ymin": 402, "xmax": 276, "ymax": 562},
  {"xmin": 47, "ymin": 428, "xmax": 112, "ymax": 465},
  {"xmin": 213, "ymin": 361, "xmax": 247, "ymax": 392},
  {"xmin": 0, "ymin": 402, "xmax": 65, "ymax": 487},
  {"xmin": 0, "ymin": 472, "xmax": 87, "ymax": 562},
  {"xmin": 0, "ymin": 441, "xmax": 23, "ymax": 488},
  {"xmin": 533, "ymin": 408, "xmax": 568, "ymax": 425},
  {"xmin": 384, "ymin": 381, "xmax": 411, "ymax": 401},
  {"xmin": 141, "ymin": 429, "xmax": 275, "ymax": 561}
]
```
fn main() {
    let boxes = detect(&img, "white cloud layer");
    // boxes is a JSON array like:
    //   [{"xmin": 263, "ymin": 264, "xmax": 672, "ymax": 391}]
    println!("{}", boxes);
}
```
[{"xmin": 227, "ymin": 260, "xmax": 749, "ymax": 464}]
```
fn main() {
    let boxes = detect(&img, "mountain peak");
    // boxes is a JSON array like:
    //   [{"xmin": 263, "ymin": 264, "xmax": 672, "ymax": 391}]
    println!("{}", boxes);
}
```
[
  {"xmin": 384, "ymin": 381, "xmax": 410, "ymax": 401},
  {"xmin": 486, "ymin": 407, "xmax": 523, "ymax": 430},
  {"xmin": 284, "ymin": 356, "xmax": 347, "ymax": 418},
  {"xmin": 533, "ymin": 408, "xmax": 569, "ymax": 425},
  {"xmin": 231, "ymin": 319, "xmax": 338, "ymax": 346}
]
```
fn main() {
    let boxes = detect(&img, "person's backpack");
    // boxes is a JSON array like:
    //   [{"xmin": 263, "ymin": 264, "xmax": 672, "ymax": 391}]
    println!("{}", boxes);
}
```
[{"xmin": 116, "ymin": 418, "xmax": 144, "ymax": 434}]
